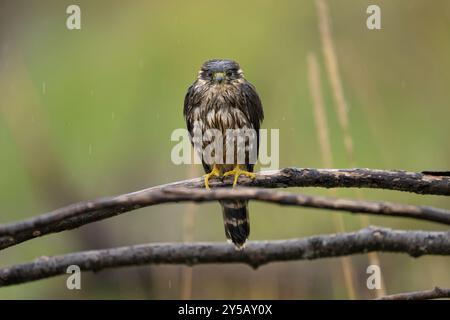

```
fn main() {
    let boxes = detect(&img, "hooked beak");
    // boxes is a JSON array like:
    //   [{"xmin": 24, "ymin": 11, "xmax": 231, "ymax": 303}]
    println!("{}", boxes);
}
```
[{"xmin": 213, "ymin": 72, "xmax": 225, "ymax": 83}]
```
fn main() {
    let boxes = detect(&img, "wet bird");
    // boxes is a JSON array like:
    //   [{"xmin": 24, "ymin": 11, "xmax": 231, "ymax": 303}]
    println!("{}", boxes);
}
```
[{"xmin": 183, "ymin": 59, "xmax": 264, "ymax": 249}]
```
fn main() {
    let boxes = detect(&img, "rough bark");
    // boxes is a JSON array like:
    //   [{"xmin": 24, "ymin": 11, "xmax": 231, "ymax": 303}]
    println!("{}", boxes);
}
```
[
  {"xmin": 377, "ymin": 286, "xmax": 450, "ymax": 300},
  {"xmin": 0, "ymin": 227, "xmax": 449, "ymax": 287},
  {"xmin": 1, "ymin": 187, "xmax": 450, "ymax": 251}
]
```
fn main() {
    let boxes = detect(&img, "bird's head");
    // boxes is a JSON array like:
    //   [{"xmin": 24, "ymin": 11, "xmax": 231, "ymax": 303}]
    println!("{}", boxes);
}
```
[{"xmin": 198, "ymin": 59, "xmax": 244, "ymax": 85}]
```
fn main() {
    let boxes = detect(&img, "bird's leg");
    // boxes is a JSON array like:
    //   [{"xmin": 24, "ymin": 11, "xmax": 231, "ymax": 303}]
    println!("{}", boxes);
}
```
[
  {"xmin": 204, "ymin": 164, "xmax": 221, "ymax": 189},
  {"xmin": 223, "ymin": 164, "xmax": 256, "ymax": 187}
]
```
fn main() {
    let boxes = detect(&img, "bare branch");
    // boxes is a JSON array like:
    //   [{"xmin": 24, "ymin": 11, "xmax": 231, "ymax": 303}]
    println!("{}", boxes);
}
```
[
  {"xmin": 0, "ymin": 227, "xmax": 448, "ymax": 287},
  {"xmin": 377, "ymin": 287, "xmax": 450, "ymax": 300},
  {"xmin": 1, "ymin": 167, "xmax": 450, "ymax": 251},
  {"xmin": 151, "ymin": 167, "xmax": 450, "ymax": 195},
  {"xmin": 2, "ymin": 188, "xmax": 450, "ymax": 251},
  {"xmin": 165, "ymin": 188, "xmax": 450, "ymax": 223}
]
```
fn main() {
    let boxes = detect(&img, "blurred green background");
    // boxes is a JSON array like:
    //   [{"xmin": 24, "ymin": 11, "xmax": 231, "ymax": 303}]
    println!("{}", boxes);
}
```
[{"xmin": 0, "ymin": 0, "xmax": 449, "ymax": 299}]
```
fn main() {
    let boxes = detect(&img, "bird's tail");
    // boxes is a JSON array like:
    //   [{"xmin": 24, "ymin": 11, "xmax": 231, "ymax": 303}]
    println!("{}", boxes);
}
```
[{"xmin": 220, "ymin": 200, "xmax": 249, "ymax": 249}]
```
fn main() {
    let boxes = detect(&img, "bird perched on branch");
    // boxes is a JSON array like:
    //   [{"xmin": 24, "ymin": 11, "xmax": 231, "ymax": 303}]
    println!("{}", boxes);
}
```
[{"xmin": 183, "ymin": 59, "xmax": 264, "ymax": 249}]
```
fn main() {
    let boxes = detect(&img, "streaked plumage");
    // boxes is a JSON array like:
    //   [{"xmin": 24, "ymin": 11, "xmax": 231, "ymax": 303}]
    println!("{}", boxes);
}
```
[{"xmin": 183, "ymin": 59, "xmax": 264, "ymax": 248}]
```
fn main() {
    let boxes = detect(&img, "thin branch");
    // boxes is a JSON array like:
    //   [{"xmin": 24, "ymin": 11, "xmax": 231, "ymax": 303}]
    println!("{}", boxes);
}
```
[
  {"xmin": 0, "ymin": 227, "xmax": 449, "ymax": 287},
  {"xmin": 377, "ymin": 287, "xmax": 450, "ymax": 300},
  {"xmin": 1, "ymin": 188, "xmax": 450, "ymax": 252}
]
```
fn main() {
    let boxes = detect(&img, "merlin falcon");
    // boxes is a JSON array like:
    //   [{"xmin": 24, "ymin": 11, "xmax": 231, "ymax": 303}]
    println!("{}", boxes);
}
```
[{"xmin": 183, "ymin": 59, "xmax": 264, "ymax": 248}]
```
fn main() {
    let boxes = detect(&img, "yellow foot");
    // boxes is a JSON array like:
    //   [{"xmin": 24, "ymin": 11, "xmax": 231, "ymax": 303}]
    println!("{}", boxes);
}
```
[
  {"xmin": 204, "ymin": 165, "xmax": 220, "ymax": 189},
  {"xmin": 223, "ymin": 166, "xmax": 256, "ymax": 187}
]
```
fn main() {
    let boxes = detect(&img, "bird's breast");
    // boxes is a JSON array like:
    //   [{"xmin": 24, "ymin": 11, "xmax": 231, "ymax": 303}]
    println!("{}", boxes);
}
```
[{"xmin": 199, "ymin": 87, "xmax": 251, "ymax": 132}]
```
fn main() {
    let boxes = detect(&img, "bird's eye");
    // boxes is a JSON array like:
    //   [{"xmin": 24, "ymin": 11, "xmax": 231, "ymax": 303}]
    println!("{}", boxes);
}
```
[
  {"xmin": 206, "ymin": 71, "xmax": 213, "ymax": 78},
  {"xmin": 226, "ymin": 71, "xmax": 233, "ymax": 77}
]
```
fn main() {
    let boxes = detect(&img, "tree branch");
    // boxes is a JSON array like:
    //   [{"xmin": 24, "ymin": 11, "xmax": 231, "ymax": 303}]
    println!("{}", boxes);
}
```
[
  {"xmin": 147, "ymin": 167, "xmax": 450, "ymax": 195},
  {"xmin": 0, "ymin": 227, "xmax": 448, "ymax": 287},
  {"xmin": 1, "ymin": 167, "xmax": 450, "ymax": 251},
  {"xmin": 377, "ymin": 286, "xmax": 450, "ymax": 300}
]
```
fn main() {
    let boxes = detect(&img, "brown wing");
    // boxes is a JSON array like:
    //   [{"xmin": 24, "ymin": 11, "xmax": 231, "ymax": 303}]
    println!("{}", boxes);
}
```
[
  {"xmin": 240, "ymin": 81, "xmax": 264, "ymax": 172},
  {"xmin": 183, "ymin": 82, "xmax": 213, "ymax": 173},
  {"xmin": 183, "ymin": 83, "xmax": 196, "ymax": 139}
]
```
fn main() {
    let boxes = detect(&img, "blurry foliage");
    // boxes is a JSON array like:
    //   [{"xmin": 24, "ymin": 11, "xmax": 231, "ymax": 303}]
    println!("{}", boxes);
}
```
[{"xmin": 0, "ymin": 0, "xmax": 449, "ymax": 299}]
